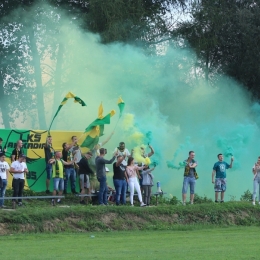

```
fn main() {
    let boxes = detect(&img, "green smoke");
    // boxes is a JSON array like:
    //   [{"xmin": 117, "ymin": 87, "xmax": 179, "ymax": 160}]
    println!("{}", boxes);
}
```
[{"xmin": 2, "ymin": 3, "xmax": 259, "ymax": 200}]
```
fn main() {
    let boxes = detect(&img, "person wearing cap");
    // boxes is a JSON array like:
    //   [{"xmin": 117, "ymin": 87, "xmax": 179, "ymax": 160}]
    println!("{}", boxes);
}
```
[
  {"xmin": 10, "ymin": 154, "xmax": 28, "ymax": 206},
  {"xmin": 95, "ymin": 148, "xmax": 117, "ymax": 205},
  {"xmin": 113, "ymin": 155, "xmax": 128, "ymax": 206},
  {"xmin": 0, "ymin": 152, "xmax": 10, "ymax": 208},
  {"xmin": 77, "ymin": 151, "xmax": 94, "ymax": 205}
]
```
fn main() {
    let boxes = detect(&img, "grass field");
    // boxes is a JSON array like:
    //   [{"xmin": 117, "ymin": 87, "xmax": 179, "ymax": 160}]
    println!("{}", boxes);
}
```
[{"xmin": 1, "ymin": 227, "xmax": 259, "ymax": 260}]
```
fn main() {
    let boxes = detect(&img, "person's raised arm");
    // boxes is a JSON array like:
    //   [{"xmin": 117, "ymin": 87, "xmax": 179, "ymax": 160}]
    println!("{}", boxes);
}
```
[
  {"xmin": 116, "ymin": 156, "xmax": 125, "ymax": 167},
  {"xmin": 229, "ymin": 157, "xmax": 234, "ymax": 169},
  {"xmin": 147, "ymin": 145, "xmax": 155, "ymax": 157}
]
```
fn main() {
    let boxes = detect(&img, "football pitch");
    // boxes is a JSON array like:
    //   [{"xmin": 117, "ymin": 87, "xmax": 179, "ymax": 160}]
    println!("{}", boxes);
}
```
[{"xmin": 1, "ymin": 227, "xmax": 259, "ymax": 260}]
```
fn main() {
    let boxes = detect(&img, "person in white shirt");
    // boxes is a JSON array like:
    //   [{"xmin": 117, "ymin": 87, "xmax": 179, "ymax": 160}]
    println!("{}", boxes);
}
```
[
  {"xmin": 10, "ymin": 154, "xmax": 28, "ymax": 206},
  {"xmin": 114, "ymin": 142, "xmax": 130, "ymax": 166},
  {"xmin": 0, "ymin": 152, "xmax": 10, "ymax": 208}
]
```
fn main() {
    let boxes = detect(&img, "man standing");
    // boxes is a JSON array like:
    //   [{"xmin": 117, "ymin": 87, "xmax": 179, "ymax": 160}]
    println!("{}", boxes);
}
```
[
  {"xmin": 114, "ymin": 142, "xmax": 130, "ymax": 166},
  {"xmin": 182, "ymin": 151, "xmax": 198, "ymax": 205},
  {"xmin": 0, "ymin": 152, "xmax": 9, "ymax": 208},
  {"xmin": 62, "ymin": 142, "xmax": 77, "ymax": 194},
  {"xmin": 11, "ymin": 140, "xmax": 23, "ymax": 162},
  {"xmin": 44, "ymin": 136, "xmax": 54, "ymax": 194},
  {"xmin": 212, "ymin": 153, "xmax": 234, "ymax": 203},
  {"xmin": 0, "ymin": 137, "xmax": 6, "ymax": 155},
  {"xmin": 78, "ymin": 152, "xmax": 94, "ymax": 204},
  {"xmin": 95, "ymin": 148, "xmax": 117, "ymax": 205},
  {"xmin": 10, "ymin": 154, "xmax": 28, "ymax": 206},
  {"xmin": 49, "ymin": 151, "xmax": 74, "ymax": 205},
  {"xmin": 69, "ymin": 136, "xmax": 82, "ymax": 164}
]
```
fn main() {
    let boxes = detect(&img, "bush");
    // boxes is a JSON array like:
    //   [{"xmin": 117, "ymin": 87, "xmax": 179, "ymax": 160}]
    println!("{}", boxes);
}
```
[
  {"xmin": 240, "ymin": 190, "xmax": 252, "ymax": 202},
  {"xmin": 194, "ymin": 193, "xmax": 213, "ymax": 204}
]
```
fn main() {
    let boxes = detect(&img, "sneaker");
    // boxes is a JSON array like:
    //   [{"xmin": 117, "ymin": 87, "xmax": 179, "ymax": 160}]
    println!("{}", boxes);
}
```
[
  {"xmin": 253, "ymin": 201, "xmax": 256, "ymax": 206},
  {"xmin": 18, "ymin": 202, "xmax": 23, "ymax": 207},
  {"xmin": 220, "ymin": 200, "xmax": 224, "ymax": 203},
  {"xmin": 57, "ymin": 199, "xmax": 61, "ymax": 203},
  {"xmin": 51, "ymin": 199, "xmax": 55, "ymax": 206},
  {"xmin": 140, "ymin": 202, "xmax": 146, "ymax": 207},
  {"xmin": 80, "ymin": 200, "xmax": 86, "ymax": 205},
  {"xmin": 215, "ymin": 200, "xmax": 219, "ymax": 203},
  {"xmin": 258, "ymin": 201, "xmax": 260, "ymax": 205},
  {"xmin": 190, "ymin": 202, "xmax": 194, "ymax": 205},
  {"xmin": 2, "ymin": 205, "xmax": 7, "ymax": 208},
  {"xmin": 99, "ymin": 204, "xmax": 106, "ymax": 206},
  {"xmin": 182, "ymin": 202, "xmax": 186, "ymax": 206},
  {"xmin": 131, "ymin": 204, "xmax": 134, "ymax": 207}
]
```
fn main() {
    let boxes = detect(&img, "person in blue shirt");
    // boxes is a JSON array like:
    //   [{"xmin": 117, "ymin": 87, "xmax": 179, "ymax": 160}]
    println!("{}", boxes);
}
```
[{"xmin": 212, "ymin": 153, "xmax": 234, "ymax": 203}]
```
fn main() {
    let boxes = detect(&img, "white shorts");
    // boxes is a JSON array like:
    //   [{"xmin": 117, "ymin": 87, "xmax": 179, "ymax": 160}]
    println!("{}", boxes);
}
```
[{"xmin": 79, "ymin": 174, "xmax": 90, "ymax": 189}]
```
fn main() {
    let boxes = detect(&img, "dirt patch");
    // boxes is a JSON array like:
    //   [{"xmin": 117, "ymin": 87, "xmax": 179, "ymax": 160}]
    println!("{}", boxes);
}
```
[{"xmin": 0, "ymin": 223, "xmax": 8, "ymax": 235}]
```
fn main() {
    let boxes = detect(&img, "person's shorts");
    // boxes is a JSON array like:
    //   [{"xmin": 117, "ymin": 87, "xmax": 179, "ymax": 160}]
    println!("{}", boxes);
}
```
[
  {"xmin": 214, "ymin": 178, "xmax": 227, "ymax": 192},
  {"xmin": 80, "ymin": 174, "xmax": 90, "ymax": 189},
  {"xmin": 46, "ymin": 163, "xmax": 52, "ymax": 180},
  {"xmin": 53, "ymin": 178, "xmax": 64, "ymax": 191}
]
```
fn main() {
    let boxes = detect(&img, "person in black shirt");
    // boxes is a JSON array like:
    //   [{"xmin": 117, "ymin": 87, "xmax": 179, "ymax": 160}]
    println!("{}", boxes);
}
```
[
  {"xmin": 43, "ymin": 136, "xmax": 54, "ymax": 194},
  {"xmin": 113, "ymin": 155, "xmax": 128, "ymax": 205},
  {"xmin": 77, "ymin": 151, "xmax": 94, "ymax": 204},
  {"xmin": 62, "ymin": 142, "xmax": 77, "ymax": 194},
  {"xmin": 11, "ymin": 140, "xmax": 23, "ymax": 162},
  {"xmin": 0, "ymin": 137, "xmax": 6, "ymax": 155}
]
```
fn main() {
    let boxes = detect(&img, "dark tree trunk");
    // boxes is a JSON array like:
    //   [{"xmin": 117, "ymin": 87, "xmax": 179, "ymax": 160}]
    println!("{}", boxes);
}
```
[
  {"xmin": 0, "ymin": 72, "xmax": 11, "ymax": 128},
  {"xmin": 29, "ymin": 29, "xmax": 47, "ymax": 130}
]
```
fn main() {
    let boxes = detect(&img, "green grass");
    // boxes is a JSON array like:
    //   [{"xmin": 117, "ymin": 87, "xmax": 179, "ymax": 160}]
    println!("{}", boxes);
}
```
[{"xmin": 0, "ymin": 227, "xmax": 259, "ymax": 260}]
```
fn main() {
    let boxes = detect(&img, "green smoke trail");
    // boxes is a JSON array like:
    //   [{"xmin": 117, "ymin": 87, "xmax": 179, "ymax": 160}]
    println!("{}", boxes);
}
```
[{"xmin": 3, "ymin": 2, "xmax": 260, "ymax": 200}]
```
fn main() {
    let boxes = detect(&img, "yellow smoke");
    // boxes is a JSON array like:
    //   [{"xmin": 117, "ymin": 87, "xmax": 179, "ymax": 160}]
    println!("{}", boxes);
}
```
[
  {"xmin": 133, "ymin": 146, "xmax": 151, "ymax": 165},
  {"xmin": 122, "ymin": 113, "xmax": 134, "ymax": 130}
]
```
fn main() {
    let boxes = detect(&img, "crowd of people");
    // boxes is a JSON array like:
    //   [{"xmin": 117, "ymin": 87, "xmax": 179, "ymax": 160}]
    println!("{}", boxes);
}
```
[{"xmin": 0, "ymin": 135, "xmax": 259, "ymax": 208}]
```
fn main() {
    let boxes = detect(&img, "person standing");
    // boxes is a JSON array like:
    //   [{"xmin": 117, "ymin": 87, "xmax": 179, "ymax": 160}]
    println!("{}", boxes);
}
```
[
  {"xmin": 44, "ymin": 136, "xmax": 54, "ymax": 194},
  {"xmin": 78, "ymin": 152, "xmax": 94, "ymax": 205},
  {"xmin": 113, "ymin": 155, "xmax": 128, "ymax": 206},
  {"xmin": 11, "ymin": 140, "xmax": 23, "ymax": 162},
  {"xmin": 0, "ymin": 137, "xmax": 7, "ymax": 155},
  {"xmin": 126, "ymin": 157, "xmax": 146, "ymax": 207},
  {"xmin": 95, "ymin": 148, "xmax": 117, "ymax": 205},
  {"xmin": 62, "ymin": 142, "xmax": 77, "ymax": 194},
  {"xmin": 252, "ymin": 157, "xmax": 260, "ymax": 205},
  {"xmin": 212, "ymin": 153, "xmax": 234, "ymax": 203},
  {"xmin": 142, "ymin": 166, "xmax": 156, "ymax": 206},
  {"xmin": 49, "ymin": 151, "xmax": 74, "ymax": 205},
  {"xmin": 10, "ymin": 154, "xmax": 28, "ymax": 206},
  {"xmin": 182, "ymin": 151, "xmax": 198, "ymax": 205},
  {"xmin": 69, "ymin": 136, "xmax": 82, "ymax": 164},
  {"xmin": 0, "ymin": 152, "xmax": 10, "ymax": 208},
  {"xmin": 114, "ymin": 142, "xmax": 130, "ymax": 166}
]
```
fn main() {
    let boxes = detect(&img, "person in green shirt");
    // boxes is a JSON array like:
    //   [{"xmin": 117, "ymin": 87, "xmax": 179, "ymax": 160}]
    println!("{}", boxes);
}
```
[{"xmin": 49, "ymin": 151, "xmax": 74, "ymax": 205}]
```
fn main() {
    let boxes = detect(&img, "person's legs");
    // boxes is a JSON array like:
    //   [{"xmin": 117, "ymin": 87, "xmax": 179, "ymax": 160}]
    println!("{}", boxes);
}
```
[
  {"xmin": 12, "ymin": 179, "xmax": 19, "ymax": 203},
  {"xmin": 0, "ymin": 179, "xmax": 7, "ymax": 207},
  {"xmin": 57, "ymin": 179, "xmax": 64, "ymax": 202},
  {"xmin": 214, "ymin": 178, "xmax": 221, "ymax": 202},
  {"xmin": 143, "ymin": 185, "xmax": 148, "ymax": 205},
  {"xmin": 52, "ymin": 178, "xmax": 59, "ymax": 205},
  {"xmin": 46, "ymin": 163, "xmax": 52, "ymax": 193},
  {"xmin": 64, "ymin": 168, "xmax": 70, "ymax": 194},
  {"xmin": 103, "ymin": 180, "xmax": 108, "ymax": 205},
  {"xmin": 182, "ymin": 177, "xmax": 188, "ymax": 204},
  {"xmin": 113, "ymin": 179, "xmax": 121, "ymax": 205},
  {"xmin": 190, "ymin": 177, "xmax": 196, "ymax": 204},
  {"xmin": 147, "ymin": 185, "xmax": 152, "ymax": 205},
  {"xmin": 128, "ymin": 178, "xmax": 135, "ymax": 205},
  {"xmin": 121, "ymin": 180, "xmax": 127, "ymax": 205},
  {"xmin": 220, "ymin": 178, "xmax": 226, "ymax": 202},
  {"xmin": 97, "ymin": 176, "xmax": 107, "ymax": 205},
  {"xmin": 70, "ymin": 168, "xmax": 76, "ymax": 193},
  {"xmin": 258, "ymin": 178, "xmax": 260, "ymax": 204},
  {"xmin": 79, "ymin": 174, "xmax": 85, "ymax": 203},
  {"xmin": 133, "ymin": 177, "xmax": 143, "ymax": 203},
  {"xmin": 18, "ymin": 179, "xmax": 25, "ymax": 203}
]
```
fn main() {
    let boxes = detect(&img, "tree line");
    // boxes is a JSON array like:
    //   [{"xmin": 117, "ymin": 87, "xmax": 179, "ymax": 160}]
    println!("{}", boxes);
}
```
[{"xmin": 0, "ymin": 0, "xmax": 259, "ymax": 129}]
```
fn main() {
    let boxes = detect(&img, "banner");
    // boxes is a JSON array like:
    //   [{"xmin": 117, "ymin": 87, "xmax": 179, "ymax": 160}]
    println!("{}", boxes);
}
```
[{"xmin": 0, "ymin": 129, "xmax": 86, "ymax": 192}]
